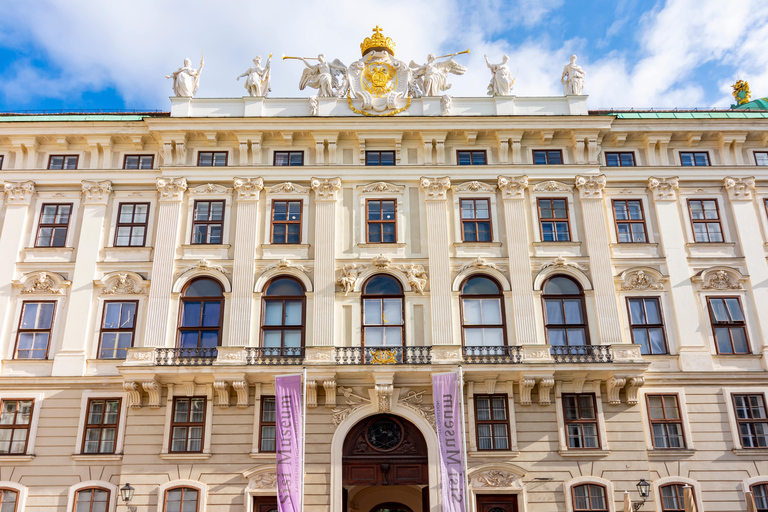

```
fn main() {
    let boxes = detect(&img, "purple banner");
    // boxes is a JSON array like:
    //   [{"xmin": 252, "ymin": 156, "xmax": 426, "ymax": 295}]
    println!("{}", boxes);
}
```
[
  {"xmin": 275, "ymin": 374, "xmax": 302, "ymax": 512},
  {"xmin": 432, "ymin": 372, "xmax": 467, "ymax": 512}
]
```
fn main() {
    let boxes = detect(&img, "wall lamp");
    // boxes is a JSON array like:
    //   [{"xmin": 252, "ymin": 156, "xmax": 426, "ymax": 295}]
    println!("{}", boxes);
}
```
[
  {"xmin": 633, "ymin": 479, "xmax": 652, "ymax": 511},
  {"xmin": 120, "ymin": 483, "xmax": 137, "ymax": 512}
]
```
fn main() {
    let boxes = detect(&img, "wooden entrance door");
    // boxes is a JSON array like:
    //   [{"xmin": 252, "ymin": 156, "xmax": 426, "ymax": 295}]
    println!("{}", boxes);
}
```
[
  {"xmin": 253, "ymin": 496, "xmax": 278, "ymax": 512},
  {"xmin": 476, "ymin": 494, "xmax": 518, "ymax": 512}
]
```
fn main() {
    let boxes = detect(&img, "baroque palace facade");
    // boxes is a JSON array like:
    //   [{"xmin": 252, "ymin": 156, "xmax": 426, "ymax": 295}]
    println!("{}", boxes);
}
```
[{"xmin": 1, "ymin": 87, "xmax": 768, "ymax": 512}]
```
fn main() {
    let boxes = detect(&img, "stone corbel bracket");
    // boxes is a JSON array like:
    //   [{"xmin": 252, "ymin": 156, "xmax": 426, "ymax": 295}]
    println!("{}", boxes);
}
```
[
  {"xmin": 518, "ymin": 376, "xmax": 536, "ymax": 406},
  {"xmin": 323, "ymin": 380, "xmax": 337, "ymax": 408},
  {"xmin": 123, "ymin": 381, "xmax": 142, "ymax": 408},
  {"xmin": 306, "ymin": 381, "xmax": 318, "ymax": 409},
  {"xmin": 537, "ymin": 377, "xmax": 555, "ymax": 405},
  {"xmin": 142, "ymin": 379, "xmax": 161, "ymax": 408},
  {"xmin": 232, "ymin": 381, "xmax": 249, "ymax": 408},
  {"xmin": 214, "ymin": 381, "xmax": 230, "ymax": 408},
  {"xmin": 606, "ymin": 376, "xmax": 626, "ymax": 405},
  {"xmin": 605, "ymin": 375, "xmax": 645, "ymax": 405}
]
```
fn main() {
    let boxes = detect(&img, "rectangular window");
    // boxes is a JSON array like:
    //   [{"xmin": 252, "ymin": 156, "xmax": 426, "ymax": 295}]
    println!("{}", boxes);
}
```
[
  {"xmin": 474, "ymin": 395, "xmax": 510, "ymax": 450},
  {"xmin": 365, "ymin": 151, "xmax": 395, "ymax": 166},
  {"xmin": 680, "ymin": 152, "xmax": 710, "ymax": 166},
  {"xmin": 366, "ymin": 199, "xmax": 397, "ymax": 243},
  {"xmin": 538, "ymin": 198, "xmax": 570, "ymax": 241},
  {"xmin": 755, "ymin": 152, "xmax": 768, "ymax": 166},
  {"xmin": 563, "ymin": 394, "xmax": 599, "ymax": 449},
  {"xmin": 627, "ymin": 297, "xmax": 667, "ymax": 355},
  {"xmin": 82, "ymin": 398, "xmax": 121, "ymax": 454},
  {"xmin": 114, "ymin": 203, "xmax": 149, "ymax": 247},
  {"xmin": 15, "ymin": 302, "xmax": 55, "ymax": 359},
  {"xmin": 687, "ymin": 199, "xmax": 723, "ymax": 243},
  {"xmin": 271, "ymin": 200, "xmax": 302, "ymax": 244},
  {"xmin": 123, "ymin": 155, "xmax": 154, "ymax": 169},
  {"xmin": 605, "ymin": 152, "xmax": 636, "ymax": 167},
  {"xmin": 612, "ymin": 200, "xmax": 647, "ymax": 243},
  {"xmin": 192, "ymin": 200, "xmax": 225, "ymax": 244},
  {"xmin": 0, "ymin": 155, "xmax": 4, "ymax": 169},
  {"xmin": 48, "ymin": 155, "xmax": 78, "ymax": 170},
  {"xmin": 533, "ymin": 150, "xmax": 563, "ymax": 165},
  {"xmin": 457, "ymin": 150, "xmax": 487, "ymax": 165},
  {"xmin": 646, "ymin": 395, "xmax": 684, "ymax": 448},
  {"xmin": 733, "ymin": 394, "xmax": 768, "ymax": 448},
  {"xmin": 460, "ymin": 198, "xmax": 492, "ymax": 242},
  {"xmin": 0, "ymin": 399, "xmax": 33, "ymax": 454},
  {"xmin": 98, "ymin": 301, "xmax": 137, "ymax": 359},
  {"xmin": 197, "ymin": 152, "xmax": 227, "ymax": 166},
  {"xmin": 259, "ymin": 396, "xmax": 276, "ymax": 452},
  {"xmin": 708, "ymin": 297, "xmax": 749, "ymax": 354},
  {"xmin": 274, "ymin": 151, "xmax": 304, "ymax": 166},
  {"xmin": 170, "ymin": 397, "xmax": 205, "ymax": 452},
  {"xmin": 35, "ymin": 203, "xmax": 72, "ymax": 247}
]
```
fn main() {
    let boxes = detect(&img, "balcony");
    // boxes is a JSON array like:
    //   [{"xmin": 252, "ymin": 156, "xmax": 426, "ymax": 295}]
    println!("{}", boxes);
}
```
[
  {"xmin": 155, "ymin": 347, "xmax": 217, "ymax": 366},
  {"xmin": 335, "ymin": 346, "xmax": 432, "ymax": 365},
  {"xmin": 245, "ymin": 347, "xmax": 304, "ymax": 365},
  {"xmin": 551, "ymin": 345, "xmax": 613, "ymax": 363},
  {"xmin": 463, "ymin": 346, "xmax": 523, "ymax": 364}
]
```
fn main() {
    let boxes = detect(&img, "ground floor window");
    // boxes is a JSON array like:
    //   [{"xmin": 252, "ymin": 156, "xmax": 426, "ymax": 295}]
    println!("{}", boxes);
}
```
[{"xmin": 476, "ymin": 494, "xmax": 518, "ymax": 512}]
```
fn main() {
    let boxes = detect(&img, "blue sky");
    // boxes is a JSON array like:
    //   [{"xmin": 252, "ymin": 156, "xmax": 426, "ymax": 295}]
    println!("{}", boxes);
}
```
[{"xmin": 0, "ymin": 0, "xmax": 766, "ymax": 112}]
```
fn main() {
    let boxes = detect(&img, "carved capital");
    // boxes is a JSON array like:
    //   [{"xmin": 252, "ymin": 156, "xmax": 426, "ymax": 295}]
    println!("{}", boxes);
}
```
[
  {"xmin": 213, "ymin": 381, "xmax": 230, "ymax": 408},
  {"xmin": 606, "ymin": 376, "xmax": 626, "ymax": 405},
  {"xmin": 497, "ymin": 175, "xmax": 528, "ymax": 199},
  {"xmin": 724, "ymin": 176, "xmax": 755, "ymax": 201},
  {"xmin": 518, "ymin": 376, "xmax": 536, "ymax": 406},
  {"xmin": 375, "ymin": 383, "xmax": 394, "ymax": 412},
  {"xmin": 156, "ymin": 177, "xmax": 187, "ymax": 201},
  {"xmin": 420, "ymin": 176, "xmax": 451, "ymax": 200},
  {"xmin": 81, "ymin": 180, "xmax": 112, "ymax": 204},
  {"xmin": 648, "ymin": 177, "xmax": 679, "ymax": 201},
  {"xmin": 625, "ymin": 377, "xmax": 644, "ymax": 405},
  {"xmin": 142, "ymin": 380, "xmax": 161, "ymax": 408},
  {"xmin": 575, "ymin": 175, "xmax": 606, "ymax": 199},
  {"xmin": 537, "ymin": 377, "xmax": 555, "ymax": 405},
  {"xmin": 123, "ymin": 381, "xmax": 142, "ymax": 408},
  {"xmin": 232, "ymin": 380, "xmax": 249, "ymax": 408},
  {"xmin": 234, "ymin": 177, "xmax": 264, "ymax": 201},
  {"xmin": 307, "ymin": 381, "xmax": 318, "ymax": 409},
  {"xmin": 311, "ymin": 177, "xmax": 342, "ymax": 201},
  {"xmin": 3, "ymin": 181, "xmax": 36, "ymax": 205}
]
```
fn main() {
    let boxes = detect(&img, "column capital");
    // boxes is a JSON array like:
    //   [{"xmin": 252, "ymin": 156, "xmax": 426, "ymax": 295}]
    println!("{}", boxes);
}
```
[
  {"xmin": 724, "ymin": 176, "xmax": 756, "ymax": 201},
  {"xmin": 647, "ymin": 176, "xmax": 679, "ymax": 201},
  {"xmin": 575, "ymin": 174, "xmax": 606, "ymax": 199},
  {"xmin": 3, "ymin": 181, "xmax": 36, "ymax": 205},
  {"xmin": 311, "ymin": 177, "xmax": 341, "ymax": 201},
  {"xmin": 156, "ymin": 177, "xmax": 188, "ymax": 202},
  {"xmin": 233, "ymin": 177, "xmax": 264, "ymax": 201},
  {"xmin": 81, "ymin": 180, "xmax": 112, "ymax": 205},
  {"xmin": 420, "ymin": 176, "xmax": 451, "ymax": 200},
  {"xmin": 497, "ymin": 175, "xmax": 528, "ymax": 199}
]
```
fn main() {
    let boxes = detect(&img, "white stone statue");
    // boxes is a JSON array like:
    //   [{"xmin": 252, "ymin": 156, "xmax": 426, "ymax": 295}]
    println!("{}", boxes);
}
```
[
  {"xmin": 409, "ymin": 52, "xmax": 468, "ymax": 97},
  {"xmin": 561, "ymin": 54, "xmax": 586, "ymax": 96},
  {"xmin": 165, "ymin": 55, "xmax": 204, "ymax": 98},
  {"xmin": 236, "ymin": 55, "xmax": 271, "ymax": 97},
  {"xmin": 484, "ymin": 54, "xmax": 514, "ymax": 96},
  {"xmin": 296, "ymin": 54, "xmax": 347, "ymax": 98}
]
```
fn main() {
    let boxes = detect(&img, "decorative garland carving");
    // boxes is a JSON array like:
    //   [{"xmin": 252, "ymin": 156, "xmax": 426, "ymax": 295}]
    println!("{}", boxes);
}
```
[
  {"xmin": 361, "ymin": 182, "xmax": 402, "ymax": 193},
  {"xmin": 336, "ymin": 257, "xmax": 428, "ymax": 295},
  {"xmin": 267, "ymin": 182, "xmax": 308, "ymax": 194},
  {"xmin": 20, "ymin": 272, "xmax": 66, "ymax": 295},
  {"xmin": 474, "ymin": 470, "xmax": 519, "ymax": 487},
  {"xmin": 177, "ymin": 258, "xmax": 229, "ymax": 276},
  {"xmin": 398, "ymin": 390, "xmax": 437, "ymax": 431},
  {"xmin": 102, "ymin": 273, "xmax": 143, "ymax": 295},
  {"xmin": 455, "ymin": 257, "xmax": 507, "ymax": 275},
  {"xmin": 538, "ymin": 256, "xmax": 587, "ymax": 272},
  {"xmin": 452, "ymin": 181, "xmax": 496, "ymax": 193},
  {"xmin": 533, "ymin": 180, "xmax": 572, "ymax": 192},
  {"xmin": 331, "ymin": 387, "xmax": 371, "ymax": 427},
  {"xmin": 701, "ymin": 269, "xmax": 742, "ymax": 290},
  {"xmin": 619, "ymin": 269, "xmax": 664, "ymax": 291},
  {"xmin": 249, "ymin": 473, "xmax": 278, "ymax": 489},
  {"xmin": 258, "ymin": 257, "xmax": 311, "ymax": 274},
  {"xmin": 190, "ymin": 183, "xmax": 232, "ymax": 195}
]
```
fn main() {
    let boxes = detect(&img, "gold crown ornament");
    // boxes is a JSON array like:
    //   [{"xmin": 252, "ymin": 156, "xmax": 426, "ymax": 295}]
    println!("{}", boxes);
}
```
[{"xmin": 361, "ymin": 26, "xmax": 396, "ymax": 56}]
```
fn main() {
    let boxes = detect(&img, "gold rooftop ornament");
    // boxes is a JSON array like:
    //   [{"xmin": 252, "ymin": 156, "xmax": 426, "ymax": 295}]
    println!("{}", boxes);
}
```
[
  {"xmin": 732, "ymin": 79, "xmax": 751, "ymax": 106},
  {"xmin": 360, "ymin": 25, "xmax": 396, "ymax": 56}
]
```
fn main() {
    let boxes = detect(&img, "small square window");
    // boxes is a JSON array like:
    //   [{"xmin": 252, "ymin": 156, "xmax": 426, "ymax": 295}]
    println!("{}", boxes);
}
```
[
  {"xmin": 170, "ymin": 397, "xmax": 206, "ymax": 452},
  {"xmin": 365, "ymin": 151, "xmax": 395, "ymax": 166},
  {"xmin": 646, "ymin": 394, "xmax": 685, "ymax": 448},
  {"xmin": 48, "ymin": 155, "xmax": 78, "ymax": 170},
  {"xmin": 562, "ymin": 393, "xmax": 599, "ymax": 449},
  {"xmin": 687, "ymin": 199, "xmax": 723, "ymax": 243},
  {"xmin": 259, "ymin": 396, "xmax": 276, "ymax": 452},
  {"xmin": 82, "ymin": 398, "xmax": 121, "ymax": 454},
  {"xmin": 114, "ymin": 203, "xmax": 149, "ymax": 247},
  {"xmin": 612, "ymin": 200, "xmax": 647, "ymax": 243},
  {"xmin": 627, "ymin": 297, "xmax": 667, "ymax": 354},
  {"xmin": 707, "ymin": 297, "xmax": 749, "ymax": 354},
  {"xmin": 123, "ymin": 155, "xmax": 154, "ymax": 169},
  {"xmin": 533, "ymin": 150, "xmax": 563, "ymax": 165},
  {"xmin": 15, "ymin": 302, "xmax": 55, "ymax": 359},
  {"xmin": 366, "ymin": 199, "xmax": 397, "ymax": 243},
  {"xmin": 191, "ymin": 200, "xmax": 225, "ymax": 244},
  {"xmin": 732, "ymin": 394, "xmax": 768, "ymax": 448},
  {"xmin": 755, "ymin": 152, "xmax": 768, "ymax": 166},
  {"xmin": 36, "ymin": 203, "xmax": 72, "ymax": 247},
  {"xmin": 197, "ymin": 152, "xmax": 227, "ymax": 166},
  {"xmin": 474, "ymin": 394, "xmax": 510, "ymax": 450},
  {"xmin": 274, "ymin": 151, "xmax": 304, "ymax": 166},
  {"xmin": 0, "ymin": 399, "xmax": 34, "ymax": 454},
  {"xmin": 271, "ymin": 200, "xmax": 302, "ymax": 244},
  {"xmin": 99, "ymin": 301, "xmax": 137, "ymax": 359},
  {"xmin": 605, "ymin": 152, "xmax": 635, "ymax": 167},
  {"xmin": 680, "ymin": 152, "xmax": 710, "ymax": 166},
  {"xmin": 538, "ymin": 198, "xmax": 570, "ymax": 241},
  {"xmin": 457, "ymin": 150, "xmax": 486, "ymax": 165},
  {"xmin": 460, "ymin": 198, "xmax": 492, "ymax": 242}
]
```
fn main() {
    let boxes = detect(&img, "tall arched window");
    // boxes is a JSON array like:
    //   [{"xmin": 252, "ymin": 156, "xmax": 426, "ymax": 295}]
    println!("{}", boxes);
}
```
[
  {"xmin": 460, "ymin": 275, "xmax": 506, "ymax": 347},
  {"xmin": 0, "ymin": 488, "xmax": 17, "ymax": 512},
  {"xmin": 74, "ymin": 487, "xmax": 109, "ymax": 512},
  {"xmin": 660, "ymin": 483, "xmax": 690, "ymax": 512},
  {"xmin": 164, "ymin": 487, "xmax": 198, "ymax": 512},
  {"xmin": 542, "ymin": 276, "xmax": 588, "ymax": 346},
  {"xmin": 572, "ymin": 483, "xmax": 608, "ymax": 512},
  {"xmin": 261, "ymin": 277, "xmax": 305, "ymax": 354},
  {"xmin": 362, "ymin": 275, "xmax": 404, "ymax": 346},
  {"xmin": 178, "ymin": 278, "xmax": 224, "ymax": 350},
  {"xmin": 752, "ymin": 483, "xmax": 768, "ymax": 512}
]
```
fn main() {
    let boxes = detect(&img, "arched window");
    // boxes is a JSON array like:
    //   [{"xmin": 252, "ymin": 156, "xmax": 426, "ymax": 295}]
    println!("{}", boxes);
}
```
[
  {"xmin": 178, "ymin": 278, "xmax": 223, "ymax": 350},
  {"xmin": 572, "ymin": 483, "xmax": 608, "ymax": 512},
  {"xmin": 542, "ymin": 276, "xmax": 588, "ymax": 346},
  {"xmin": 362, "ymin": 275, "xmax": 404, "ymax": 346},
  {"xmin": 164, "ymin": 487, "xmax": 198, "ymax": 512},
  {"xmin": 660, "ymin": 483, "xmax": 690, "ymax": 512},
  {"xmin": 752, "ymin": 483, "xmax": 768, "ymax": 512},
  {"xmin": 74, "ymin": 487, "xmax": 109, "ymax": 512},
  {"xmin": 261, "ymin": 277, "xmax": 305, "ymax": 354},
  {"xmin": 460, "ymin": 276, "xmax": 505, "ymax": 347},
  {"xmin": 0, "ymin": 488, "xmax": 17, "ymax": 512}
]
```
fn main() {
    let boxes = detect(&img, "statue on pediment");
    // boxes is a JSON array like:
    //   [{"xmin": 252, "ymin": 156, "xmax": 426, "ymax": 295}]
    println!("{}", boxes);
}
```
[
  {"xmin": 290, "ymin": 54, "xmax": 347, "ymax": 98},
  {"xmin": 409, "ymin": 51, "xmax": 468, "ymax": 97},
  {"xmin": 485, "ymin": 54, "xmax": 514, "ymax": 96},
  {"xmin": 165, "ymin": 55, "xmax": 204, "ymax": 98},
  {"xmin": 561, "ymin": 54, "xmax": 585, "ymax": 96},
  {"xmin": 237, "ymin": 55, "xmax": 272, "ymax": 97}
]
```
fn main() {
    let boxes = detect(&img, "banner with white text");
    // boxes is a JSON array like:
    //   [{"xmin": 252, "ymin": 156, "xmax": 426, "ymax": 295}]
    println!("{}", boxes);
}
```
[
  {"xmin": 275, "ymin": 374, "xmax": 302, "ymax": 512},
  {"xmin": 432, "ymin": 372, "xmax": 467, "ymax": 512}
]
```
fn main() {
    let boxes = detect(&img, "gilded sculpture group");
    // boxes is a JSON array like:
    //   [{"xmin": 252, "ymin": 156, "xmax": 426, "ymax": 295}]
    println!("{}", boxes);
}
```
[{"xmin": 166, "ymin": 27, "xmax": 586, "ymax": 101}]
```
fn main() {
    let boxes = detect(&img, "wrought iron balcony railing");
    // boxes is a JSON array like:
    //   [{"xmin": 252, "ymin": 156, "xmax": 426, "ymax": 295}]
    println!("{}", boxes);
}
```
[
  {"xmin": 551, "ymin": 345, "xmax": 613, "ymax": 363},
  {"xmin": 155, "ymin": 347, "xmax": 217, "ymax": 366},
  {"xmin": 335, "ymin": 346, "xmax": 432, "ymax": 365},
  {"xmin": 245, "ymin": 347, "xmax": 305, "ymax": 365},
  {"xmin": 463, "ymin": 345, "xmax": 524, "ymax": 364}
]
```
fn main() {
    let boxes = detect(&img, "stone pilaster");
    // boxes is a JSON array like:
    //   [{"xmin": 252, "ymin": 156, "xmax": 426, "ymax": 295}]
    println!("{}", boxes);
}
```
[
  {"xmin": 574, "ymin": 175, "xmax": 622, "ymax": 344},
  {"xmin": 420, "ymin": 177, "xmax": 454, "ymax": 346},
  {"xmin": 497, "ymin": 176, "xmax": 537, "ymax": 344},
  {"xmin": 311, "ymin": 177, "xmax": 341, "ymax": 346},
  {"xmin": 143, "ymin": 178, "xmax": 187, "ymax": 348},
  {"xmin": 228, "ymin": 178, "xmax": 263, "ymax": 346},
  {"xmin": 53, "ymin": 180, "xmax": 112, "ymax": 376}
]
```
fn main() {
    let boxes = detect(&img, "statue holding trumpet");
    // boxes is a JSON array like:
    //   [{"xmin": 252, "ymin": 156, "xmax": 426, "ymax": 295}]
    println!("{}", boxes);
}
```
[
  {"xmin": 284, "ymin": 53, "xmax": 347, "ymax": 98},
  {"xmin": 165, "ymin": 53, "xmax": 204, "ymax": 98},
  {"xmin": 409, "ymin": 50, "xmax": 469, "ymax": 97},
  {"xmin": 237, "ymin": 54, "xmax": 272, "ymax": 97}
]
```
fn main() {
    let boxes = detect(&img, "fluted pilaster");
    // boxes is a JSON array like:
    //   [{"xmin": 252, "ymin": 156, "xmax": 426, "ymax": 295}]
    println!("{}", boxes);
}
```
[{"xmin": 311, "ymin": 177, "xmax": 341, "ymax": 346}]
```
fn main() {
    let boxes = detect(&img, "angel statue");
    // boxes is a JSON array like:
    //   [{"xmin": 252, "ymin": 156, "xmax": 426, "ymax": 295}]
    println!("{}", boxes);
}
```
[
  {"xmin": 485, "ymin": 54, "xmax": 514, "ymax": 96},
  {"xmin": 236, "ymin": 55, "xmax": 272, "ymax": 97},
  {"xmin": 165, "ymin": 55, "xmax": 204, "ymax": 98},
  {"xmin": 409, "ymin": 51, "xmax": 468, "ymax": 97},
  {"xmin": 561, "ymin": 54, "xmax": 586, "ymax": 96},
  {"xmin": 290, "ymin": 54, "xmax": 346, "ymax": 98}
]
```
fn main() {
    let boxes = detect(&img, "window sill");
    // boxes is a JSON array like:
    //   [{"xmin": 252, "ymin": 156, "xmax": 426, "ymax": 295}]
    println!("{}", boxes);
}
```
[
  {"xmin": 158, "ymin": 452, "xmax": 212, "ymax": 460},
  {"xmin": 609, "ymin": 243, "xmax": 658, "ymax": 248},
  {"xmin": 647, "ymin": 449, "xmax": 695, "ymax": 459},
  {"xmin": 261, "ymin": 244, "xmax": 310, "ymax": 249},
  {"xmin": 454, "ymin": 242, "xmax": 502, "ymax": 248},
  {"xmin": 532, "ymin": 241, "xmax": 581, "ymax": 247},
  {"xmin": 468, "ymin": 450, "xmax": 519, "ymax": 458},
  {"xmin": 685, "ymin": 242, "xmax": 736, "ymax": 248},
  {"xmin": 733, "ymin": 448, "xmax": 768, "ymax": 456},
  {"xmin": 0, "ymin": 455, "xmax": 34, "ymax": 462},
  {"xmin": 23, "ymin": 246, "xmax": 74, "ymax": 262},
  {"xmin": 557, "ymin": 449, "xmax": 610, "ymax": 457},
  {"xmin": 249, "ymin": 452, "xmax": 277, "ymax": 460},
  {"xmin": 358, "ymin": 243, "xmax": 406, "ymax": 248},
  {"xmin": 181, "ymin": 244, "xmax": 231, "ymax": 250},
  {"xmin": 72, "ymin": 453, "xmax": 123, "ymax": 461}
]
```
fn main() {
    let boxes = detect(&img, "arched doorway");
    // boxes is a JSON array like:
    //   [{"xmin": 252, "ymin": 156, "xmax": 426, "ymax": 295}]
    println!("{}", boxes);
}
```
[{"xmin": 343, "ymin": 414, "xmax": 428, "ymax": 512}]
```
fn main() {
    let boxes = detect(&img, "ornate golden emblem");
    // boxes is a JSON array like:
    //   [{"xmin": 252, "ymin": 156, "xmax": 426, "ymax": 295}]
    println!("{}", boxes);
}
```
[
  {"xmin": 363, "ymin": 63, "xmax": 395, "ymax": 97},
  {"xmin": 369, "ymin": 348, "xmax": 397, "ymax": 364}
]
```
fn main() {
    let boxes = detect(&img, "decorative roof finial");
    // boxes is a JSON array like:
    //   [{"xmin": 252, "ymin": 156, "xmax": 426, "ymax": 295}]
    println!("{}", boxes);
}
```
[
  {"xmin": 732, "ymin": 80, "xmax": 751, "ymax": 107},
  {"xmin": 360, "ymin": 25, "xmax": 396, "ymax": 56}
]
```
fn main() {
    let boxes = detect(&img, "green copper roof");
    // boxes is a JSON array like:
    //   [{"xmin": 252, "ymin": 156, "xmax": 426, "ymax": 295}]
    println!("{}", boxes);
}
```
[
  {"xmin": 0, "ymin": 114, "xmax": 164, "ymax": 122},
  {"xmin": 734, "ymin": 97, "xmax": 768, "ymax": 110},
  {"xmin": 605, "ymin": 111, "xmax": 768, "ymax": 119}
]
